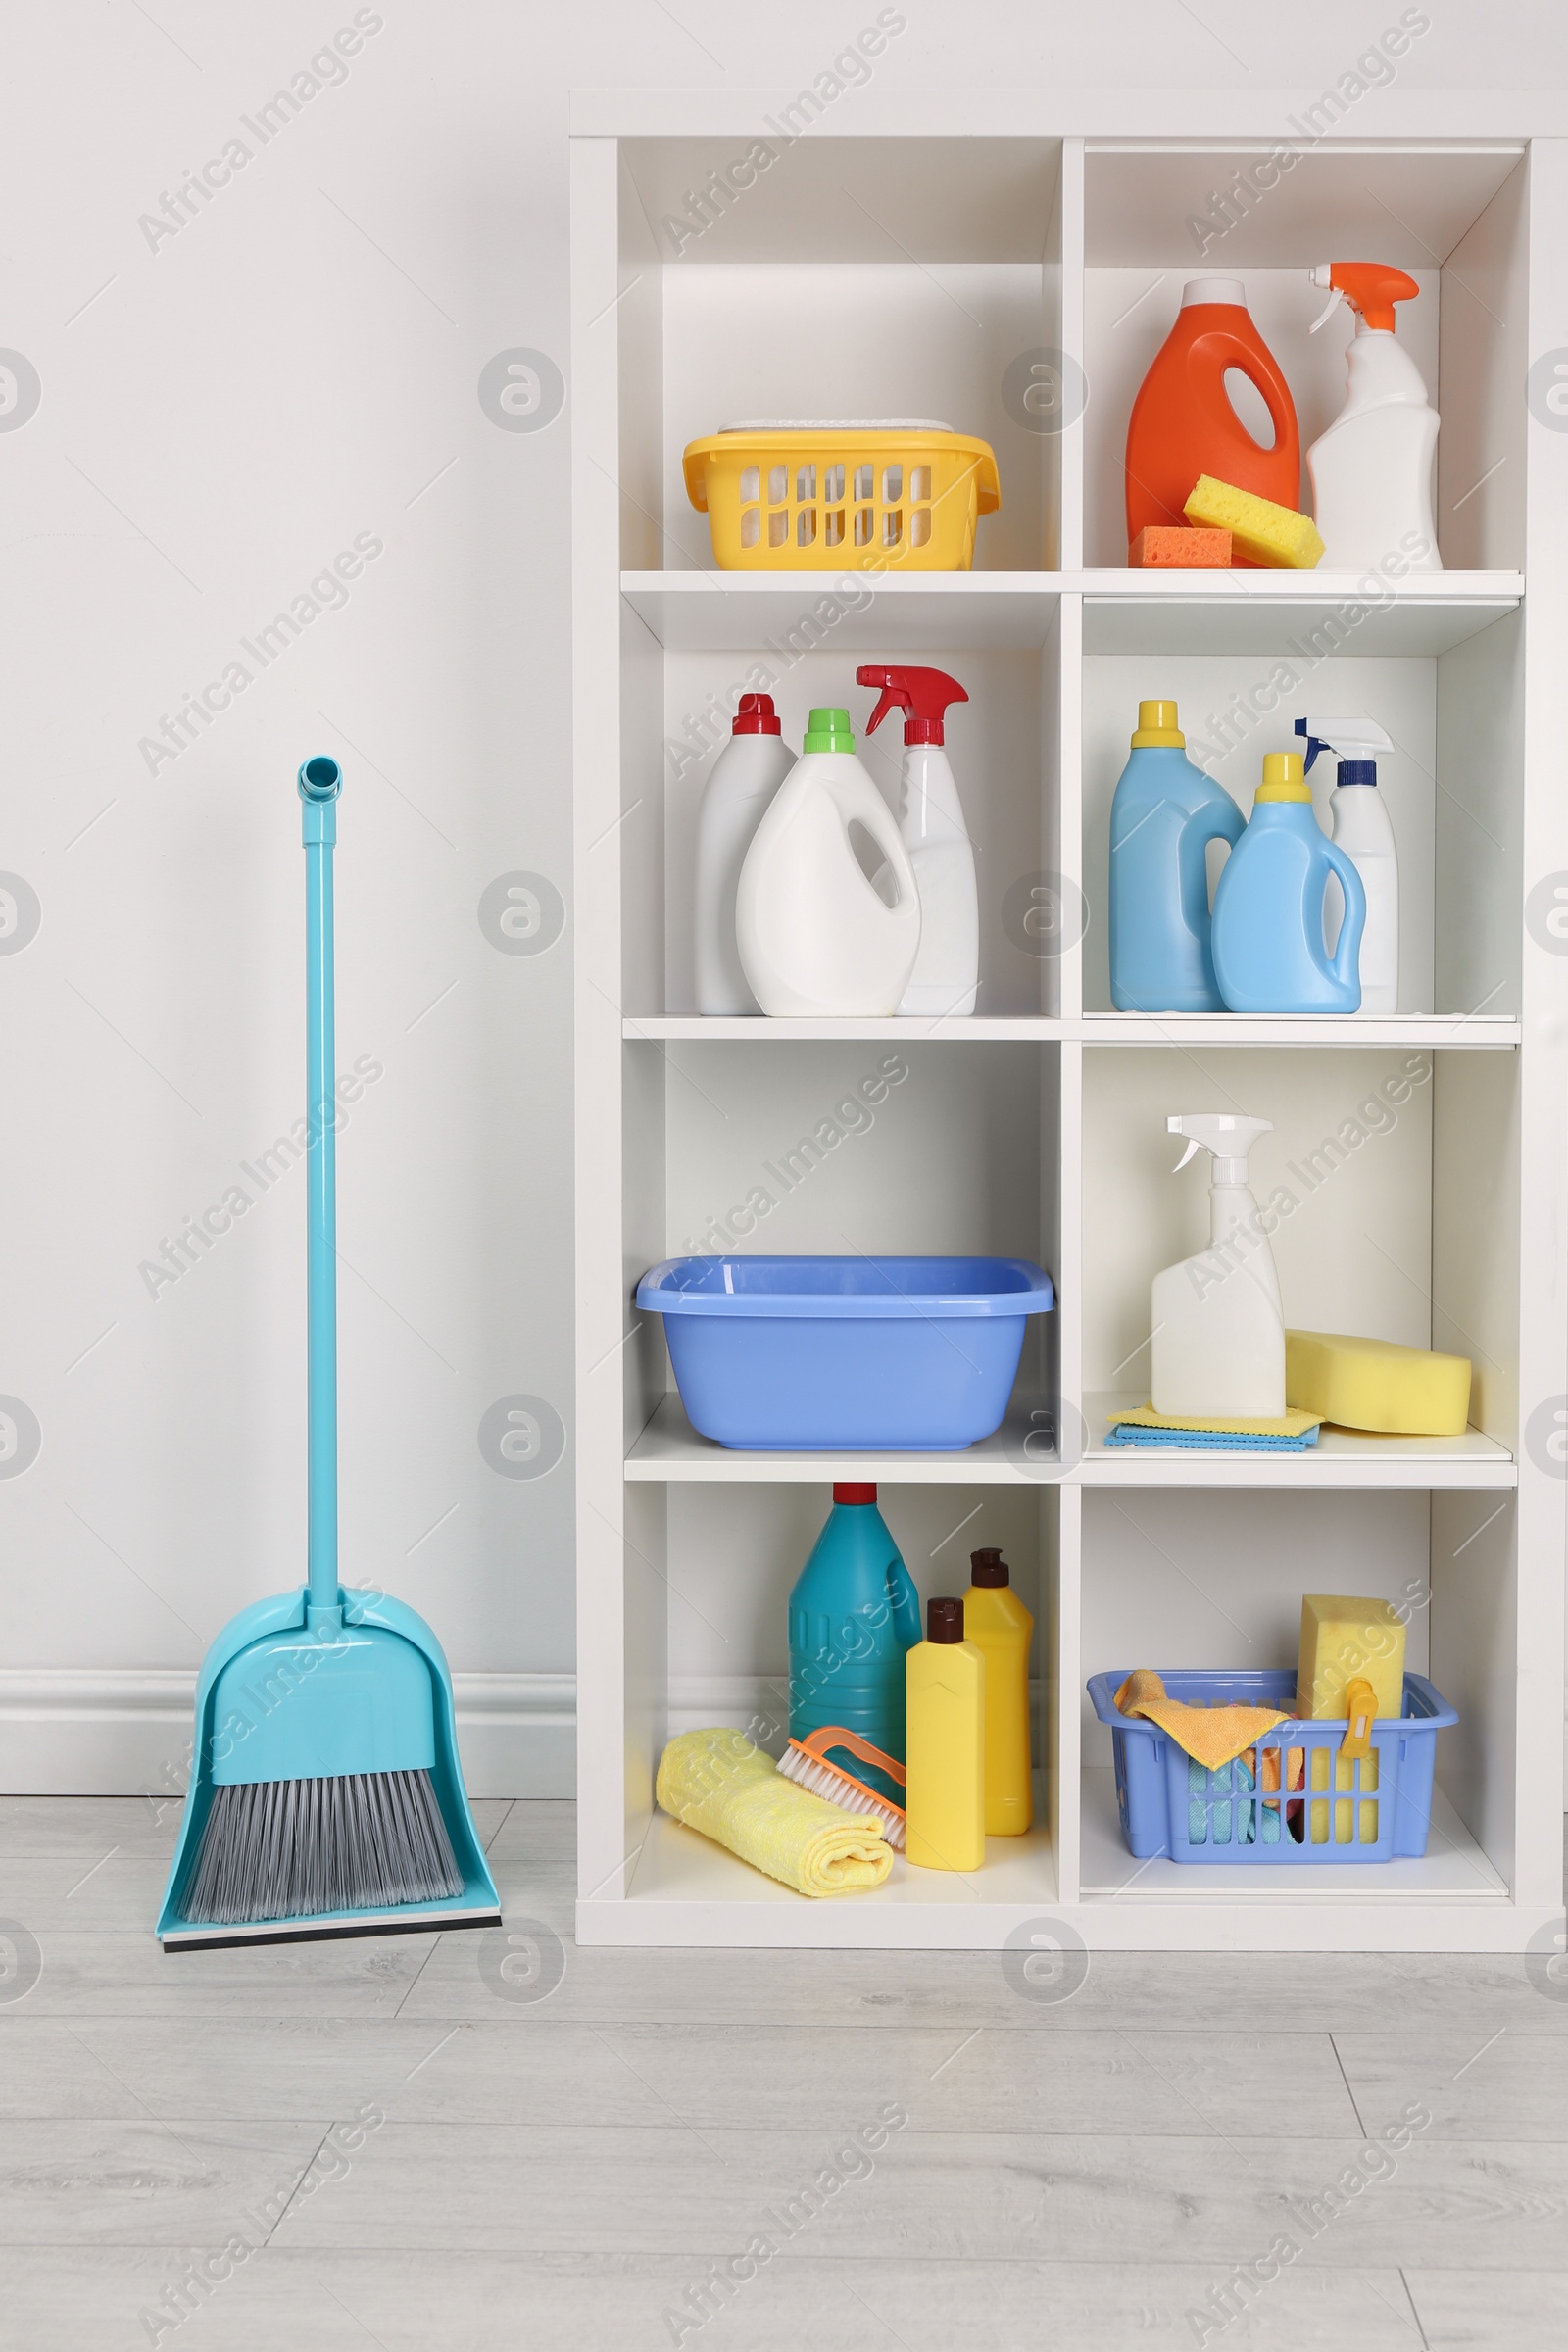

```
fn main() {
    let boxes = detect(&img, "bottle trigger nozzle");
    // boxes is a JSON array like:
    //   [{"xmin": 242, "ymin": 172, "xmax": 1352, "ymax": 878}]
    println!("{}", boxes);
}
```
[
  {"xmin": 1171, "ymin": 1137, "xmax": 1202, "ymax": 1174},
  {"xmin": 1308, "ymin": 285, "xmax": 1345, "ymax": 334}
]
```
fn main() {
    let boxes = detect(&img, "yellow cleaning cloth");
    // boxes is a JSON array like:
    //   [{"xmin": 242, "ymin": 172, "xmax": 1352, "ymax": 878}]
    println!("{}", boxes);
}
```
[
  {"xmin": 656, "ymin": 1728, "xmax": 893, "ymax": 1898},
  {"xmin": 1114, "ymin": 1668, "xmax": 1290, "ymax": 1771},
  {"xmin": 1113, "ymin": 1404, "xmax": 1323, "ymax": 1438}
]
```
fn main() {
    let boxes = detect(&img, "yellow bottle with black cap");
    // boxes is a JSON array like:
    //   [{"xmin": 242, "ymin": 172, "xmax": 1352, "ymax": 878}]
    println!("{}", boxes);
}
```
[
  {"xmin": 905, "ymin": 1597, "xmax": 985, "ymax": 1872},
  {"xmin": 963, "ymin": 1549, "xmax": 1033, "ymax": 1835}
]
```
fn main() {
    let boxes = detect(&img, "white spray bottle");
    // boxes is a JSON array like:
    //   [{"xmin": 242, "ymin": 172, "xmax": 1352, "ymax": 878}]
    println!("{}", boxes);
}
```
[
  {"xmin": 1151, "ymin": 1114, "xmax": 1285, "ymax": 1420},
  {"xmin": 1295, "ymin": 716, "xmax": 1398, "ymax": 1016},
  {"xmin": 1305, "ymin": 262, "xmax": 1441, "ymax": 571},
  {"xmin": 857, "ymin": 665, "xmax": 978, "ymax": 1017}
]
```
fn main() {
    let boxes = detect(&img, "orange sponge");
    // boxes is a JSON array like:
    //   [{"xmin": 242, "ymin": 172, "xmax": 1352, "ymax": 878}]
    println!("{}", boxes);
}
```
[{"xmin": 1129, "ymin": 525, "xmax": 1233, "ymax": 569}]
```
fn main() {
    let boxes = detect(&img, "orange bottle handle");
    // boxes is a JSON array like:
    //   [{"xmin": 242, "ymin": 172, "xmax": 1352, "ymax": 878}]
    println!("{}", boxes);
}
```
[{"xmin": 1197, "ymin": 329, "xmax": 1297, "ymax": 456}]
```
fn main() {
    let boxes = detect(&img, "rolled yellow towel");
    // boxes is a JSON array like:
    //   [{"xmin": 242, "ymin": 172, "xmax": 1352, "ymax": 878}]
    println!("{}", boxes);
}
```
[{"xmin": 656, "ymin": 1728, "xmax": 893, "ymax": 1897}]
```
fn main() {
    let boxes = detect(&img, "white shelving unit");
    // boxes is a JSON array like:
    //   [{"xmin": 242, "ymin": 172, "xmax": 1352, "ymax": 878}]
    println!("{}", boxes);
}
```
[{"xmin": 571, "ymin": 111, "xmax": 1568, "ymax": 1951}]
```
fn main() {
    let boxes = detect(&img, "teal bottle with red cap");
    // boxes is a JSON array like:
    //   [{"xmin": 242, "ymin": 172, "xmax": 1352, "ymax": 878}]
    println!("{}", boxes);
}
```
[{"xmin": 788, "ymin": 1484, "xmax": 922, "ymax": 1804}]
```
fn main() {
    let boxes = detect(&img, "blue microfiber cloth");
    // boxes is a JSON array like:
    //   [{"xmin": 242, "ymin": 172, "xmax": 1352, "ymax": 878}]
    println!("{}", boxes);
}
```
[
  {"xmin": 1106, "ymin": 1423, "xmax": 1320, "ymax": 1451},
  {"xmin": 1188, "ymin": 1753, "xmax": 1288, "ymax": 1846}
]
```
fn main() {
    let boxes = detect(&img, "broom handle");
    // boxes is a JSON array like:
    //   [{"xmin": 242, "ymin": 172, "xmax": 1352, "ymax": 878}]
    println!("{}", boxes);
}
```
[{"xmin": 298, "ymin": 758, "xmax": 343, "ymax": 1623}]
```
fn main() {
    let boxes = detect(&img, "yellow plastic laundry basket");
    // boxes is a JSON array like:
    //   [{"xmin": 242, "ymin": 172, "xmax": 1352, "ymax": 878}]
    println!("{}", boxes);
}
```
[{"xmin": 683, "ymin": 421, "xmax": 1001, "ymax": 572}]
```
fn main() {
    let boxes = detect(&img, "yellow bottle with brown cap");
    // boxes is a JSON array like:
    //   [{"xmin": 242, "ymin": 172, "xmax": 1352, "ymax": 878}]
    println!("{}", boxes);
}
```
[
  {"xmin": 963, "ymin": 1549, "xmax": 1033, "ymax": 1835},
  {"xmin": 905, "ymin": 1596, "xmax": 985, "ymax": 1872}
]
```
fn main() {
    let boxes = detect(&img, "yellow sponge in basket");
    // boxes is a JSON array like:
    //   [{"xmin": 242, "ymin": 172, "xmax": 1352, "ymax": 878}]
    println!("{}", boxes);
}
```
[
  {"xmin": 1184, "ymin": 474, "xmax": 1325, "ymax": 569},
  {"xmin": 1298, "ymin": 1593, "xmax": 1406, "ymax": 1721},
  {"xmin": 1286, "ymin": 1330, "xmax": 1473, "ymax": 1436}
]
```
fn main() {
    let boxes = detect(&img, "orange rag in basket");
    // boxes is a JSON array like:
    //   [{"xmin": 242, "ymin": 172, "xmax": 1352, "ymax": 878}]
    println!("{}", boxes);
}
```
[{"xmin": 1113, "ymin": 1669, "xmax": 1290, "ymax": 1771}]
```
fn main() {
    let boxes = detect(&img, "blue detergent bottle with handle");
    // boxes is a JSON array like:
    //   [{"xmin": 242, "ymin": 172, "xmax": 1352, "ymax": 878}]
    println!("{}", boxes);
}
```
[
  {"xmin": 1109, "ymin": 700, "xmax": 1245, "ymax": 1011},
  {"xmin": 1210, "ymin": 751, "xmax": 1367, "ymax": 1011},
  {"xmin": 788, "ymin": 1484, "xmax": 922, "ymax": 1805}
]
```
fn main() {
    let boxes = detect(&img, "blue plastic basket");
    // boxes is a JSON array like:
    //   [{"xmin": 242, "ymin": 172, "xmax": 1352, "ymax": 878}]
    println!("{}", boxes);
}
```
[
  {"xmin": 1087, "ymin": 1668, "xmax": 1458, "ymax": 1864},
  {"xmin": 636, "ymin": 1254, "xmax": 1054, "ymax": 1450}
]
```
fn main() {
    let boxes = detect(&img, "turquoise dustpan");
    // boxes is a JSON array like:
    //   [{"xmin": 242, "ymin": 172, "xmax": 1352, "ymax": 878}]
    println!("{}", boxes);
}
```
[{"xmin": 158, "ymin": 758, "xmax": 500, "ymax": 1947}]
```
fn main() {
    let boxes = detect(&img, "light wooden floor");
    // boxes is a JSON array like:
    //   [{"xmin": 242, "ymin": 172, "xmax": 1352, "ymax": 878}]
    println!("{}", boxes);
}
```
[{"xmin": 2, "ymin": 1797, "xmax": 1565, "ymax": 2350}]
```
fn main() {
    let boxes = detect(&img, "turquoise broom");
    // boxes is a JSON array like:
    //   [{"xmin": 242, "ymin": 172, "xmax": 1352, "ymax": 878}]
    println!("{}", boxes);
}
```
[{"xmin": 158, "ymin": 758, "xmax": 500, "ymax": 1946}]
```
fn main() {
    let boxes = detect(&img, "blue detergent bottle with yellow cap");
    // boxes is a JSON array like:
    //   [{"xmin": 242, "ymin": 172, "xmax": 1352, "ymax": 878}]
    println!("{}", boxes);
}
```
[
  {"xmin": 1109, "ymin": 700, "xmax": 1245, "ymax": 1011},
  {"xmin": 1210, "ymin": 751, "xmax": 1367, "ymax": 1012}
]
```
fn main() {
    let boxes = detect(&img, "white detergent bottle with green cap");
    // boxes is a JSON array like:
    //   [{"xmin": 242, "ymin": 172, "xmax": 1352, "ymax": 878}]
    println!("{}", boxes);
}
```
[
  {"xmin": 1295, "ymin": 715, "xmax": 1398, "ymax": 1016},
  {"xmin": 736, "ymin": 706, "xmax": 921, "ymax": 1017},
  {"xmin": 1151, "ymin": 1114, "xmax": 1285, "ymax": 1419}
]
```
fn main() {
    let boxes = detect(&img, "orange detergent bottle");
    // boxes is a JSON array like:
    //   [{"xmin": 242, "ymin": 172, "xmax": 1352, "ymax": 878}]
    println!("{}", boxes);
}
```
[{"xmin": 1125, "ymin": 278, "xmax": 1301, "ymax": 562}]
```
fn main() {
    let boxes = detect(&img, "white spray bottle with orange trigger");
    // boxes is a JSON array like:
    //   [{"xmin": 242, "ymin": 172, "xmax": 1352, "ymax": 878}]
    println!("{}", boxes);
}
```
[
  {"xmin": 1305, "ymin": 263, "xmax": 1441, "ymax": 571},
  {"xmin": 857, "ymin": 665, "xmax": 978, "ymax": 1017}
]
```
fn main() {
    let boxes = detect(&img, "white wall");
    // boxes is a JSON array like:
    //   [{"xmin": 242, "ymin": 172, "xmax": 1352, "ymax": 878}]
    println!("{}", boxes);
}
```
[{"xmin": 2, "ymin": 1, "xmax": 1563, "ymax": 1793}]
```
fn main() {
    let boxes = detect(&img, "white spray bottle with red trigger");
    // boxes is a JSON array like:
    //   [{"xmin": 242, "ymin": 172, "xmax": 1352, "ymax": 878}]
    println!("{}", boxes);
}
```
[
  {"xmin": 1305, "ymin": 263, "xmax": 1441, "ymax": 571},
  {"xmin": 857, "ymin": 665, "xmax": 978, "ymax": 1017}
]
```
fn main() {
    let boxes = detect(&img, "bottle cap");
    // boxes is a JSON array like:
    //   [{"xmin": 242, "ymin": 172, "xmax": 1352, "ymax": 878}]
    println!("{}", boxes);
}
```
[
  {"xmin": 856, "ymin": 665, "xmax": 969, "ymax": 748},
  {"xmin": 804, "ymin": 707, "xmax": 855, "ymax": 754},
  {"xmin": 1168, "ymin": 1111, "xmax": 1273, "ymax": 1188},
  {"xmin": 732, "ymin": 693, "xmax": 781, "ymax": 737},
  {"xmin": 833, "ymin": 1482, "xmax": 877, "ymax": 1505},
  {"xmin": 1182, "ymin": 278, "xmax": 1248, "ymax": 308},
  {"xmin": 1311, "ymin": 261, "xmax": 1420, "ymax": 335},
  {"xmin": 1131, "ymin": 699, "xmax": 1185, "ymax": 748},
  {"xmin": 927, "ymin": 1596, "xmax": 964, "ymax": 1644},
  {"xmin": 1337, "ymin": 760, "xmax": 1378, "ymax": 787},
  {"xmin": 1255, "ymin": 751, "xmax": 1311, "ymax": 803},
  {"xmin": 969, "ymin": 1547, "xmax": 1010, "ymax": 1588},
  {"xmin": 1294, "ymin": 715, "xmax": 1393, "ymax": 775}
]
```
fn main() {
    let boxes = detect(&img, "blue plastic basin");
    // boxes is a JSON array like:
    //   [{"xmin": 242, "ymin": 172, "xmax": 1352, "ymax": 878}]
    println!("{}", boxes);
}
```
[{"xmin": 636, "ymin": 1254, "xmax": 1055, "ymax": 1450}]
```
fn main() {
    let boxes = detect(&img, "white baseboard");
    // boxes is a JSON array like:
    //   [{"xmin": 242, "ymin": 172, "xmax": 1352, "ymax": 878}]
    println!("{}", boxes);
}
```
[{"xmin": 0, "ymin": 1670, "xmax": 576, "ymax": 1800}]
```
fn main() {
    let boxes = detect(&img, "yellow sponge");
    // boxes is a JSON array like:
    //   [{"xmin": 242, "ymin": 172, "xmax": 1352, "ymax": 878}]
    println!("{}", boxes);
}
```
[
  {"xmin": 1286, "ymin": 1330, "xmax": 1472, "ymax": 1437},
  {"xmin": 1183, "ymin": 474, "xmax": 1325, "ymax": 570},
  {"xmin": 1297, "ymin": 1593, "xmax": 1406, "ymax": 1722}
]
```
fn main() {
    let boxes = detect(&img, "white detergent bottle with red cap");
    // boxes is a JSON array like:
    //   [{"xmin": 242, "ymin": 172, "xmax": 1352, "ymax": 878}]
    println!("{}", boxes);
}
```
[
  {"xmin": 857, "ymin": 664, "xmax": 978, "ymax": 1017},
  {"xmin": 694, "ymin": 692, "xmax": 795, "ymax": 1014},
  {"xmin": 1305, "ymin": 262, "xmax": 1441, "ymax": 571}
]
